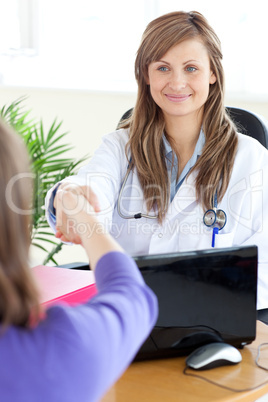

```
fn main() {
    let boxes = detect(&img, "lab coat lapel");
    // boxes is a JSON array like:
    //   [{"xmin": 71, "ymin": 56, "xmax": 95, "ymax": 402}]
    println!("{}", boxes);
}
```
[{"xmin": 167, "ymin": 170, "xmax": 198, "ymax": 219}]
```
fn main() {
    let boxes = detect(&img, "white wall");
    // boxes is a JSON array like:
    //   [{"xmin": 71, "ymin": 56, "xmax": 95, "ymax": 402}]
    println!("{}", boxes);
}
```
[
  {"xmin": 1, "ymin": 86, "xmax": 137, "ymax": 160},
  {"xmin": 1, "ymin": 86, "xmax": 268, "ymax": 266}
]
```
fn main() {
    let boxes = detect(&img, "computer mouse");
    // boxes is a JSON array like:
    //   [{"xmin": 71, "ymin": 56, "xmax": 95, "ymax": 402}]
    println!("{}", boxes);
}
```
[{"xmin": 185, "ymin": 342, "xmax": 242, "ymax": 370}]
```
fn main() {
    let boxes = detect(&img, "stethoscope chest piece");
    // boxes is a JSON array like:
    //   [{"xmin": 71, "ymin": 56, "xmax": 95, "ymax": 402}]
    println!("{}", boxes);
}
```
[{"xmin": 203, "ymin": 208, "xmax": 226, "ymax": 230}]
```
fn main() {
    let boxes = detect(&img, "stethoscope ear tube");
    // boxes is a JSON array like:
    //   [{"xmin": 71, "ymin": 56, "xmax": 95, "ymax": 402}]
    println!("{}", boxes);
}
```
[
  {"xmin": 117, "ymin": 163, "xmax": 158, "ymax": 220},
  {"xmin": 119, "ymin": 164, "xmax": 228, "ymax": 235}
]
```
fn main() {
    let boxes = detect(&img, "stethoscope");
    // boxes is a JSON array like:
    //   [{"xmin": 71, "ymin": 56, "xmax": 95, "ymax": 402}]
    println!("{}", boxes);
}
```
[
  {"xmin": 203, "ymin": 192, "xmax": 227, "ymax": 247},
  {"xmin": 117, "ymin": 163, "xmax": 158, "ymax": 220},
  {"xmin": 117, "ymin": 164, "xmax": 227, "ymax": 247}
]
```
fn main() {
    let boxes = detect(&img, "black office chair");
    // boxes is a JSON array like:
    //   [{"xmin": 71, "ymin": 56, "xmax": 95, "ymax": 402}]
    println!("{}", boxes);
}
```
[
  {"xmin": 118, "ymin": 106, "xmax": 268, "ymax": 148},
  {"xmin": 58, "ymin": 105, "xmax": 268, "ymax": 270},
  {"xmin": 226, "ymin": 106, "xmax": 268, "ymax": 148}
]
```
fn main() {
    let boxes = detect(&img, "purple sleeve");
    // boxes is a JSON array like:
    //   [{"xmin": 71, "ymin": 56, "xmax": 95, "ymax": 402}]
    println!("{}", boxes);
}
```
[
  {"xmin": 94, "ymin": 250, "xmax": 149, "ymax": 290},
  {"xmin": 0, "ymin": 252, "xmax": 157, "ymax": 402},
  {"xmin": 43, "ymin": 251, "xmax": 158, "ymax": 401}
]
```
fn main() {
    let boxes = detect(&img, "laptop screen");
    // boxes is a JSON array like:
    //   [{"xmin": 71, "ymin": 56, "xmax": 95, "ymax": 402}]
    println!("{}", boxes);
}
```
[{"xmin": 134, "ymin": 245, "xmax": 257, "ymax": 360}]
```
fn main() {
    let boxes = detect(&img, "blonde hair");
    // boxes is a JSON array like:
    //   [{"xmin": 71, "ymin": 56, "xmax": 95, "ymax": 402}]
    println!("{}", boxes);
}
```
[
  {"xmin": 0, "ymin": 119, "xmax": 41, "ymax": 328},
  {"xmin": 119, "ymin": 11, "xmax": 238, "ymax": 221}
]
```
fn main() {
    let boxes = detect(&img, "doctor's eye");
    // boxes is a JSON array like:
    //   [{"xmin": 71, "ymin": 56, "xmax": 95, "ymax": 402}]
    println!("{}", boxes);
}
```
[
  {"xmin": 158, "ymin": 66, "xmax": 169, "ymax": 72},
  {"xmin": 186, "ymin": 66, "xmax": 197, "ymax": 72}
]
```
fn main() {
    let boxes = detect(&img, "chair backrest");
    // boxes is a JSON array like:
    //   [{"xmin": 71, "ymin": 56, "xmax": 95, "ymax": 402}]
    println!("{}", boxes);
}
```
[
  {"xmin": 118, "ymin": 106, "xmax": 268, "ymax": 149},
  {"xmin": 226, "ymin": 106, "xmax": 268, "ymax": 148}
]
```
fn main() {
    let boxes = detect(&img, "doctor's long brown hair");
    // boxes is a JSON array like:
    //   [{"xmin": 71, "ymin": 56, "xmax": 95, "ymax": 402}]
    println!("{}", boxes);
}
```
[
  {"xmin": 119, "ymin": 11, "xmax": 238, "ymax": 222},
  {"xmin": 0, "ymin": 120, "xmax": 41, "ymax": 328}
]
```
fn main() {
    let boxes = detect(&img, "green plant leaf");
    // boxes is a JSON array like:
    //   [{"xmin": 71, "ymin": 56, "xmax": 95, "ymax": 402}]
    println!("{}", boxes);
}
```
[{"xmin": 1, "ymin": 97, "xmax": 88, "ymax": 265}]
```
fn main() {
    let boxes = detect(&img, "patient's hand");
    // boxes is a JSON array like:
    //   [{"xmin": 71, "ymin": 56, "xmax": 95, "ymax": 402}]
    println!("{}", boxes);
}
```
[{"xmin": 55, "ymin": 184, "xmax": 100, "ymax": 244}]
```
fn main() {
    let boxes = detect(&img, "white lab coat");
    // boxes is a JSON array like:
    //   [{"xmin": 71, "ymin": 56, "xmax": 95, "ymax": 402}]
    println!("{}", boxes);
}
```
[{"xmin": 46, "ymin": 128, "xmax": 268, "ymax": 309}]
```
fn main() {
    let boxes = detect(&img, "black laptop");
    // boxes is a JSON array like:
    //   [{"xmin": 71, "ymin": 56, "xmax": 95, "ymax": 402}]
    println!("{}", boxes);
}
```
[{"xmin": 133, "ymin": 245, "xmax": 258, "ymax": 361}]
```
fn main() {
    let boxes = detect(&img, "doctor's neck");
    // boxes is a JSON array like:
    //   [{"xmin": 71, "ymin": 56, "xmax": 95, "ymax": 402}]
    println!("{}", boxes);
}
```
[{"xmin": 164, "ymin": 113, "xmax": 202, "ymax": 161}]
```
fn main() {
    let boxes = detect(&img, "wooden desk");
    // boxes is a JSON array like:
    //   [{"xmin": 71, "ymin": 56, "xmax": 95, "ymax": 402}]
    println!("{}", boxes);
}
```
[{"xmin": 102, "ymin": 321, "xmax": 268, "ymax": 402}]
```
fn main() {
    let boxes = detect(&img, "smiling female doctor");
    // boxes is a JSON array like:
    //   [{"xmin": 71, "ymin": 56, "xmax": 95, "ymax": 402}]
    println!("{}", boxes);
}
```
[{"xmin": 46, "ymin": 11, "xmax": 268, "ymax": 322}]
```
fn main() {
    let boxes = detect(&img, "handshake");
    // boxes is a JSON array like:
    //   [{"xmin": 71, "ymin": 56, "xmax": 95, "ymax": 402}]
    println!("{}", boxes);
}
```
[
  {"xmin": 54, "ymin": 182, "xmax": 100, "ymax": 244},
  {"xmin": 53, "ymin": 182, "xmax": 121, "ymax": 270}
]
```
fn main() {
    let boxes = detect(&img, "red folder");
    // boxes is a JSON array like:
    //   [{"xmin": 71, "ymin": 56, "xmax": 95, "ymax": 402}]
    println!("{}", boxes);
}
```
[{"xmin": 32, "ymin": 265, "xmax": 97, "ymax": 307}]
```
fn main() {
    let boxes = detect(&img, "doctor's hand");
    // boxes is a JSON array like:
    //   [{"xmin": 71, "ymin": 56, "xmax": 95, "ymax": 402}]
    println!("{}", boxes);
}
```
[
  {"xmin": 55, "ymin": 187, "xmax": 123, "ymax": 270},
  {"xmin": 54, "ymin": 183, "xmax": 100, "ymax": 244}
]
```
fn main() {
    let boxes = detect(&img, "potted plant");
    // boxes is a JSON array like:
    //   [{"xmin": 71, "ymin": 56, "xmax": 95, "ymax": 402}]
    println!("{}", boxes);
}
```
[{"xmin": 0, "ymin": 97, "xmax": 88, "ymax": 265}]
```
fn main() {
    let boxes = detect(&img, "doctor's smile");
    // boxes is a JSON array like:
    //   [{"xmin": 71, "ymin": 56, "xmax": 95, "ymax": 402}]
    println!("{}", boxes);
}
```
[{"xmin": 164, "ymin": 94, "xmax": 192, "ymax": 103}]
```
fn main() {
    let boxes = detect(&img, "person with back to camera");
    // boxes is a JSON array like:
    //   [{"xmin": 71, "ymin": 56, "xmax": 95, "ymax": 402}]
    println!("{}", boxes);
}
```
[
  {"xmin": 46, "ymin": 11, "xmax": 268, "ymax": 323},
  {"xmin": 0, "ymin": 119, "xmax": 158, "ymax": 402}
]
